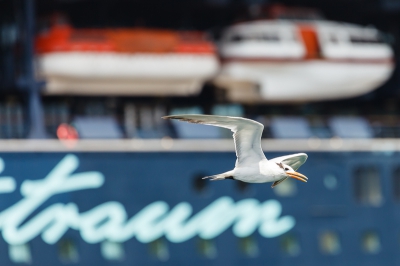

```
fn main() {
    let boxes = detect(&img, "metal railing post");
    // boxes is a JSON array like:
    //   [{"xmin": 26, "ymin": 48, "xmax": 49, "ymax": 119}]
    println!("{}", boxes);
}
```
[{"xmin": 23, "ymin": 0, "xmax": 47, "ymax": 139}]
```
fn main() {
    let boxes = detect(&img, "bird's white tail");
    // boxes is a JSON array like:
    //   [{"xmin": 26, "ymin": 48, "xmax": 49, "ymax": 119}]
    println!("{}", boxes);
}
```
[{"xmin": 202, "ymin": 170, "xmax": 235, "ymax": 181}]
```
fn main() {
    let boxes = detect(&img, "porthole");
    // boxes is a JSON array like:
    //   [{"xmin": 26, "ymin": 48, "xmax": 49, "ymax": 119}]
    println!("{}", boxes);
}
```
[
  {"xmin": 101, "ymin": 241, "xmax": 125, "ymax": 261},
  {"xmin": 58, "ymin": 238, "xmax": 79, "ymax": 263},
  {"xmin": 280, "ymin": 234, "xmax": 301, "ymax": 256},
  {"xmin": 324, "ymin": 174, "xmax": 338, "ymax": 190},
  {"xmin": 361, "ymin": 231, "xmax": 381, "ymax": 254},
  {"xmin": 149, "ymin": 238, "xmax": 169, "ymax": 261},
  {"xmin": 239, "ymin": 236, "xmax": 259, "ymax": 257},
  {"xmin": 197, "ymin": 238, "xmax": 217, "ymax": 259},
  {"xmin": 9, "ymin": 243, "xmax": 32, "ymax": 264},
  {"xmin": 319, "ymin": 231, "xmax": 341, "ymax": 255}
]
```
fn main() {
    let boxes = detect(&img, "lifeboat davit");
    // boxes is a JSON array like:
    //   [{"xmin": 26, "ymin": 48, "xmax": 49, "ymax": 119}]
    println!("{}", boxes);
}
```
[
  {"xmin": 214, "ymin": 17, "xmax": 394, "ymax": 103},
  {"xmin": 35, "ymin": 23, "xmax": 219, "ymax": 96}
]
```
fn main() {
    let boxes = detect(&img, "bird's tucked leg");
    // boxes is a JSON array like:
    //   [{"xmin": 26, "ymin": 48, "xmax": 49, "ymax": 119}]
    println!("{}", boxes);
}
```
[{"xmin": 203, "ymin": 170, "xmax": 235, "ymax": 181}]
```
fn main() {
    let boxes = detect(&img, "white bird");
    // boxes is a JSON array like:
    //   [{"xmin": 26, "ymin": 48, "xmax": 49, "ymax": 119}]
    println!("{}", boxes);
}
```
[{"xmin": 163, "ymin": 114, "xmax": 308, "ymax": 188}]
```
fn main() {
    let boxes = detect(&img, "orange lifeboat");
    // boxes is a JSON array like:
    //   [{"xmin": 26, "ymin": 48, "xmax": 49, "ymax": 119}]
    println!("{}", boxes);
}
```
[{"xmin": 35, "ymin": 23, "xmax": 219, "ymax": 96}]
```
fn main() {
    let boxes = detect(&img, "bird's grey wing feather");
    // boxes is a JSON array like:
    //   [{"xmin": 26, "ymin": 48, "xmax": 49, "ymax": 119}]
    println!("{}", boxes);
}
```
[
  {"xmin": 270, "ymin": 153, "xmax": 308, "ymax": 171},
  {"xmin": 163, "ymin": 114, "xmax": 266, "ymax": 166}
]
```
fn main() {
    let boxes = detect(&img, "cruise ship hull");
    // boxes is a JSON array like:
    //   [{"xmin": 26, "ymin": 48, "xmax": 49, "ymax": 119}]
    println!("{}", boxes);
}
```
[{"xmin": 0, "ymin": 140, "xmax": 398, "ymax": 265}]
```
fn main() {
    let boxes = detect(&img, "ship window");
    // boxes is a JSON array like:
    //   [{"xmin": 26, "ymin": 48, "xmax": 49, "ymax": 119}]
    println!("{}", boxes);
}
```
[
  {"xmin": 9, "ymin": 243, "xmax": 32, "ymax": 264},
  {"xmin": 353, "ymin": 166, "xmax": 383, "ymax": 206},
  {"xmin": 197, "ymin": 238, "xmax": 217, "ymax": 259},
  {"xmin": 230, "ymin": 35, "xmax": 243, "ymax": 42},
  {"xmin": 250, "ymin": 33, "xmax": 280, "ymax": 42},
  {"xmin": 329, "ymin": 35, "xmax": 339, "ymax": 43},
  {"xmin": 230, "ymin": 33, "xmax": 280, "ymax": 42},
  {"xmin": 392, "ymin": 167, "xmax": 400, "ymax": 200},
  {"xmin": 361, "ymin": 231, "xmax": 381, "ymax": 254},
  {"xmin": 58, "ymin": 238, "xmax": 79, "ymax": 263},
  {"xmin": 239, "ymin": 236, "xmax": 259, "ymax": 257},
  {"xmin": 260, "ymin": 34, "xmax": 280, "ymax": 41},
  {"xmin": 280, "ymin": 234, "xmax": 301, "ymax": 256},
  {"xmin": 101, "ymin": 241, "xmax": 125, "ymax": 261},
  {"xmin": 273, "ymin": 178, "xmax": 297, "ymax": 197},
  {"xmin": 149, "ymin": 238, "xmax": 169, "ymax": 261},
  {"xmin": 349, "ymin": 35, "xmax": 383, "ymax": 44},
  {"xmin": 319, "ymin": 231, "xmax": 341, "ymax": 255}
]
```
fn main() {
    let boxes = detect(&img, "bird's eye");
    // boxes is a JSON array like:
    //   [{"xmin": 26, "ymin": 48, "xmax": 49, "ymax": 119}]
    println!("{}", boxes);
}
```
[{"xmin": 285, "ymin": 168, "xmax": 289, "ymax": 171}]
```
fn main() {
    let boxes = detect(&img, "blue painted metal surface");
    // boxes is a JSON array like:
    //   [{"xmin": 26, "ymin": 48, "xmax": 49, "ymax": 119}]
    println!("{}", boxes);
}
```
[{"xmin": 0, "ymin": 151, "xmax": 397, "ymax": 265}]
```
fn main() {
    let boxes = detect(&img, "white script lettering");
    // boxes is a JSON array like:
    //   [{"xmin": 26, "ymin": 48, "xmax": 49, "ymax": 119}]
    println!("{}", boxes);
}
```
[{"xmin": 0, "ymin": 155, "xmax": 295, "ymax": 245}]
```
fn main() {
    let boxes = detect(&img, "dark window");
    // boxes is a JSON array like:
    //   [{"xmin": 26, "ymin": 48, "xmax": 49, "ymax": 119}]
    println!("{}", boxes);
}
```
[
  {"xmin": 354, "ymin": 166, "xmax": 383, "ymax": 206},
  {"xmin": 250, "ymin": 34, "xmax": 280, "ymax": 42},
  {"xmin": 349, "ymin": 35, "xmax": 383, "ymax": 44},
  {"xmin": 392, "ymin": 167, "xmax": 400, "ymax": 200},
  {"xmin": 329, "ymin": 35, "xmax": 338, "ymax": 43},
  {"xmin": 230, "ymin": 35, "xmax": 243, "ymax": 42},
  {"xmin": 230, "ymin": 33, "xmax": 280, "ymax": 42},
  {"xmin": 260, "ymin": 34, "xmax": 280, "ymax": 41}
]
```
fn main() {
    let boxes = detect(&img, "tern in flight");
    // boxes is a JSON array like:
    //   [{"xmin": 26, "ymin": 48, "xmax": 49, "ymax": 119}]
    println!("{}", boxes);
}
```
[{"xmin": 163, "ymin": 114, "xmax": 308, "ymax": 188}]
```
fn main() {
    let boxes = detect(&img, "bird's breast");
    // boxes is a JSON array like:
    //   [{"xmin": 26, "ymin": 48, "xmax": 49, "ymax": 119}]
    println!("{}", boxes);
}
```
[
  {"xmin": 233, "ymin": 162, "xmax": 280, "ymax": 183},
  {"xmin": 258, "ymin": 160, "xmax": 275, "ymax": 175},
  {"xmin": 258, "ymin": 161, "xmax": 284, "ymax": 181},
  {"xmin": 234, "ymin": 173, "xmax": 272, "ymax": 183}
]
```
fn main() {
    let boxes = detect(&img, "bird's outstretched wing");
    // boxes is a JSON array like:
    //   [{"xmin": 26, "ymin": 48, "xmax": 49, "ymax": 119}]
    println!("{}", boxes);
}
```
[
  {"xmin": 163, "ymin": 114, "xmax": 266, "ymax": 166},
  {"xmin": 270, "ymin": 153, "xmax": 308, "ymax": 171}
]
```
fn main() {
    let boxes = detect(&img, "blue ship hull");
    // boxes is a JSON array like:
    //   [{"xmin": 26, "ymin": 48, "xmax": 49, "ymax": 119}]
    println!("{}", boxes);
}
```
[{"xmin": 0, "ymin": 151, "xmax": 397, "ymax": 266}]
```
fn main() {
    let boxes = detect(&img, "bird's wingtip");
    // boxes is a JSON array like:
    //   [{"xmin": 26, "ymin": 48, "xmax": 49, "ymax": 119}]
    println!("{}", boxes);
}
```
[
  {"xmin": 162, "ymin": 115, "xmax": 177, "ymax": 120},
  {"xmin": 162, "ymin": 115, "xmax": 190, "ymax": 121}
]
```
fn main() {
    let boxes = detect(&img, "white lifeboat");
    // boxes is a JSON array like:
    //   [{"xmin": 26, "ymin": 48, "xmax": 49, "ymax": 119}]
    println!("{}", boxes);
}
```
[
  {"xmin": 214, "ymin": 19, "xmax": 394, "ymax": 103},
  {"xmin": 35, "ymin": 23, "xmax": 219, "ymax": 96}
]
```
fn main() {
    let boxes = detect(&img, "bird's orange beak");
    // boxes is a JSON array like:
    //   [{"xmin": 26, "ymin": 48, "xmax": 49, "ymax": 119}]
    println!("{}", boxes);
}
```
[{"xmin": 286, "ymin": 171, "xmax": 308, "ymax": 183}]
